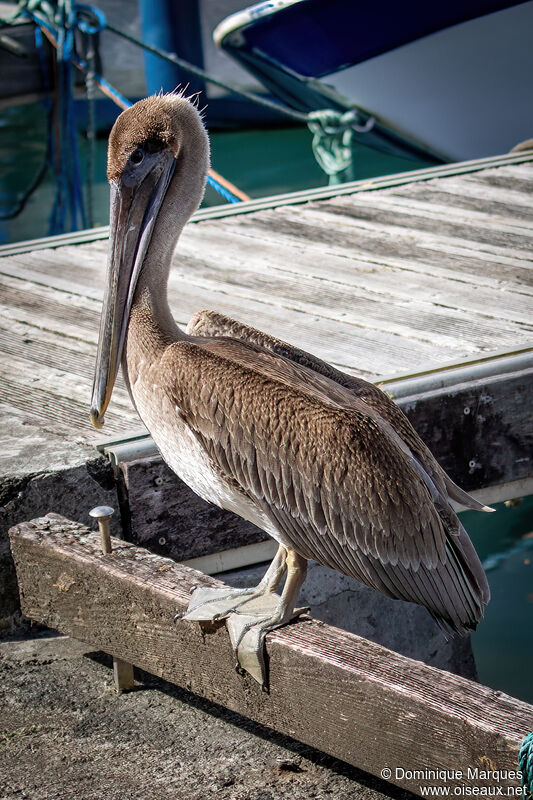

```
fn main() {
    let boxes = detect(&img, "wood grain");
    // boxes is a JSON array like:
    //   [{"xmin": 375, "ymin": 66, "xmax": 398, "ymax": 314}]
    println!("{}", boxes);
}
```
[
  {"xmin": 395, "ymin": 368, "xmax": 533, "ymax": 491},
  {"xmin": 118, "ymin": 456, "xmax": 265, "ymax": 559},
  {"xmin": 9, "ymin": 514, "xmax": 532, "ymax": 797}
]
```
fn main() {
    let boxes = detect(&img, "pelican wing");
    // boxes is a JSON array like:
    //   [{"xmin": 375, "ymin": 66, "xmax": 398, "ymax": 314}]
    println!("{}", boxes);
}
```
[
  {"xmin": 187, "ymin": 311, "xmax": 490, "ymax": 514},
  {"xmin": 163, "ymin": 337, "xmax": 489, "ymax": 632}
]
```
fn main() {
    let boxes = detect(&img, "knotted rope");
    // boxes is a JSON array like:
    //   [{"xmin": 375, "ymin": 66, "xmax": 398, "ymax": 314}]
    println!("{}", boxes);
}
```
[
  {"xmin": 519, "ymin": 732, "xmax": 533, "ymax": 798},
  {"xmin": 308, "ymin": 108, "xmax": 375, "ymax": 185}
]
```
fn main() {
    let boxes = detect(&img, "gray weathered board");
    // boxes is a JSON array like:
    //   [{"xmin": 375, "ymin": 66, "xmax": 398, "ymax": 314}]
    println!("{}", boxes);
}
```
[
  {"xmin": 9, "ymin": 514, "xmax": 533, "ymax": 798},
  {"xmin": 1, "ymin": 152, "xmax": 532, "ymax": 481}
]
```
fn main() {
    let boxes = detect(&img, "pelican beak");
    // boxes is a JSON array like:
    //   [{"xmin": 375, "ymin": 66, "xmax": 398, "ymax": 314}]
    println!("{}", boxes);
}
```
[{"xmin": 90, "ymin": 150, "xmax": 176, "ymax": 428}]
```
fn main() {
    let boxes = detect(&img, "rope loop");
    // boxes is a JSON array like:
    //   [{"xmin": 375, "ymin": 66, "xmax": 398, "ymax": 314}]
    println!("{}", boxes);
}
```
[
  {"xmin": 519, "ymin": 732, "xmax": 533, "ymax": 798},
  {"xmin": 308, "ymin": 108, "xmax": 374, "ymax": 135},
  {"xmin": 75, "ymin": 3, "xmax": 106, "ymax": 35},
  {"xmin": 307, "ymin": 109, "xmax": 374, "ymax": 184}
]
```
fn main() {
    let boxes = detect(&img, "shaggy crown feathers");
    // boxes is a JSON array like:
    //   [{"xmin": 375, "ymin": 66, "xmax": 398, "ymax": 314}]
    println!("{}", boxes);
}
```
[{"xmin": 107, "ymin": 93, "xmax": 208, "ymax": 183}]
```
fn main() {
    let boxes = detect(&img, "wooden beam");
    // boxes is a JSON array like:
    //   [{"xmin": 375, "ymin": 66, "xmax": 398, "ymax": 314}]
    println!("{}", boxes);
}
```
[
  {"xmin": 112, "ymin": 657, "xmax": 135, "ymax": 692},
  {"xmin": 9, "ymin": 514, "xmax": 532, "ymax": 797},
  {"xmin": 396, "ymin": 367, "xmax": 533, "ymax": 492}
]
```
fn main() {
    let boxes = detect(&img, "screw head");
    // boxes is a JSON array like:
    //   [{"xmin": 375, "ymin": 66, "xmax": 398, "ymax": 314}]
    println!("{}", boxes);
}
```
[{"xmin": 89, "ymin": 506, "xmax": 115, "ymax": 519}]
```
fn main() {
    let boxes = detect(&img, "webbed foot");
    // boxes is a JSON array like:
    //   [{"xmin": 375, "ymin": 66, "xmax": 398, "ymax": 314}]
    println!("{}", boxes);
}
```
[{"xmin": 176, "ymin": 547, "xmax": 308, "ymax": 687}]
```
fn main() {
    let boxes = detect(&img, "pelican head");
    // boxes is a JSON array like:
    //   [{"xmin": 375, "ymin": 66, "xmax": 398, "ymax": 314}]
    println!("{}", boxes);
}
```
[{"xmin": 90, "ymin": 94, "xmax": 209, "ymax": 428}]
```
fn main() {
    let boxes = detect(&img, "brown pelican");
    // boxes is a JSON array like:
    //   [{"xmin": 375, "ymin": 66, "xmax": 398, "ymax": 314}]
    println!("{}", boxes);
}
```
[{"xmin": 91, "ymin": 93, "xmax": 491, "ymax": 685}]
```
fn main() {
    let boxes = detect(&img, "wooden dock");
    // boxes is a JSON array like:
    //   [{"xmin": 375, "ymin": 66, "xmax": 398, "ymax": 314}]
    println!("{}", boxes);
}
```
[
  {"xmin": 0, "ymin": 152, "xmax": 531, "ymax": 571},
  {"xmin": 1, "ymin": 150, "xmax": 532, "ymax": 482},
  {"xmin": 1, "ymin": 148, "xmax": 532, "ymax": 611}
]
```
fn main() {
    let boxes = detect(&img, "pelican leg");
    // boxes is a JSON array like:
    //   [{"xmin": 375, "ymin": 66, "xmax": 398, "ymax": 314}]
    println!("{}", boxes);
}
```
[
  {"xmin": 176, "ymin": 545, "xmax": 287, "ymax": 623},
  {"xmin": 226, "ymin": 550, "xmax": 308, "ymax": 687}
]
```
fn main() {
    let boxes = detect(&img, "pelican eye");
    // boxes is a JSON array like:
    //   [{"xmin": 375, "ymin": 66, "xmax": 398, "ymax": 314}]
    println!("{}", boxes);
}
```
[
  {"xmin": 130, "ymin": 148, "xmax": 144, "ymax": 165},
  {"xmin": 130, "ymin": 139, "xmax": 164, "ymax": 166}
]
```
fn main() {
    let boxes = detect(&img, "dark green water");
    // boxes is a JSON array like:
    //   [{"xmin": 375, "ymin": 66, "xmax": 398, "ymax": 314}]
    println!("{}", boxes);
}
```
[
  {"xmin": 1, "ymin": 103, "xmax": 531, "ymax": 704},
  {"xmin": 463, "ymin": 498, "xmax": 532, "ymax": 703},
  {"xmin": 0, "ymin": 102, "xmax": 431, "ymax": 243}
]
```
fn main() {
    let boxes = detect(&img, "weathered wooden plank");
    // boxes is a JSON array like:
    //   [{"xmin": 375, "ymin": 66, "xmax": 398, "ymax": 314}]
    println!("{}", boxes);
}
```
[
  {"xmin": 170, "ymin": 250, "xmax": 532, "ymax": 351},
  {"xmin": 501, "ymin": 162, "xmax": 533, "ymax": 179},
  {"xmin": 118, "ymin": 456, "xmax": 265, "ymax": 559},
  {"xmin": 221, "ymin": 208, "xmax": 533, "ymax": 294},
  {"xmin": 0, "ymin": 251, "xmax": 388, "ymax": 377},
  {"xmin": 469, "ymin": 163, "xmax": 533, "ymax": 184},
  {"xmin": 170, "ymin": 276, "xmax": 455, "ymax": 366},
  {"xmin": 0, "ymin": 281, "xmax": 369, "ymax": 387},
  {"xmin": 1, "ymin": 248, "xmax": 509, "ymax": 357},
  {"xmin": 392, "ymin": 172, "xmax": 533, "ymax": 204},
  {"xmin": 395, "ymin": 367, "xmax": 533, "ymax": 491},
  {"xmin": 8, "ymin": 238, "xmax": 532, "ymax": 362},
  {"xmin": 273, "ymin": 200, "xmax": 533, "ymax": 273},
  {"xmin": 0, "ymin": 373, "xmax": 133, "ymax": 438},
  {"xmin": 0, "ymin": 254, "xmax": 105, "ymax": 302},
  {"xmin": 9, "ymin": 515, "xmax": 532, "ymax": 797},
  {"xmin": 466, "ymin": 169, "xmax": 533, "ymax": 196},
  {"xmin": 187, "ymin": 218, "xmax": 533, "ymax": 326},
  {"xmin": 4, "ymin": 243, "xmax": 531, "ymax": 386},
  {"xmin": 387, "ymin": 178, "xmax": 533, "ymax": 222},
  {"xmin": 0, "ymin": 275, "xmax": 101, "ymax": 343},
  {"xmin": 196, "ymin": 206, "xmax": 533, "ymax": 276},
  {"xmin": 10, "ymin": 200, "xmax": 533, "ymax": 296},
  {"xmin": 0, "ymin": 350, "xmax": 132, "ymax": 417},
  {"xmin": 3, "ymin": 248, "xmax": 452, "ymax": 366},
  {"xmin": 273, "ymin": 200, "xmax": 533, "ymax": 272},
  {"xmin": 348, "ymin": 191, "xmax": 533, "ymax": 238},
  {"xmin": 0, "ymin": 321, "xmax": 97, "ymax": 381}
]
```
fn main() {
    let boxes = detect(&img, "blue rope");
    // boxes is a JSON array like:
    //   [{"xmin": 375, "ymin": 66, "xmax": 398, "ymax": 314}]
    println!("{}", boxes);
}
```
[
  {"xmin": 206, "ymin": 175, "xmax": 240, "ymax": 204},
  {"xmin": 76, "ymin": 2, "xmax": 105, "ymax": 34},
  {"xmin": 22, "ymin": 1, "xmax": 89, "ymax": 234},
  {"xmin": 1, "ymin": 1, "xmax": 241, "ymax": 224},
  {"xmin": 33, "ymin": 4, "xmax": 241, "ymax": 205},
  {"xmin": 519, "ymin": 733, "xmax": 533, "ymax": 798}
]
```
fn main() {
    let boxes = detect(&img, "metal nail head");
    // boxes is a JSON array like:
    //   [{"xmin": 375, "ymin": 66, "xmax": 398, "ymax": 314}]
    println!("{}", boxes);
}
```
[{"xmin": 89, "ymin": 506, "xmax": 115, "ymax": 554}]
